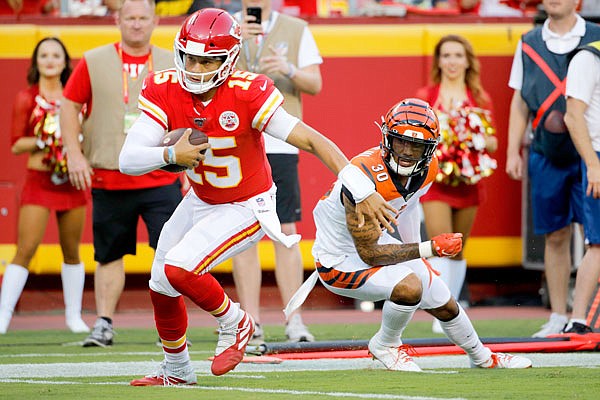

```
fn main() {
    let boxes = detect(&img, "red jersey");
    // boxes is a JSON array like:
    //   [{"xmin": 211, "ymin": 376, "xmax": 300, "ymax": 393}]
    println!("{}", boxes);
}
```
[
  {"xmin": 139, "ymin": 69, "xmax": 284, "ymax": 204},
  {"xmin": 10, "ymin": 85, "xmax": 38, "ymax": 145}
]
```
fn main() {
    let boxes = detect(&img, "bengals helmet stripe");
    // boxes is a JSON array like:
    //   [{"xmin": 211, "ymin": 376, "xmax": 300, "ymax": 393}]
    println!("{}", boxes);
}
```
[{"xmin": 380, "ymin": 98, "xmax": 440, "ymax": 177}]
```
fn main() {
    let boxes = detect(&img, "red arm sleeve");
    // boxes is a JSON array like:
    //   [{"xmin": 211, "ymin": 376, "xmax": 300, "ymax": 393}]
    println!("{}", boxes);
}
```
[{"xmin": 10, "ymin": 89, "xmax": 34, "ymax": 146}]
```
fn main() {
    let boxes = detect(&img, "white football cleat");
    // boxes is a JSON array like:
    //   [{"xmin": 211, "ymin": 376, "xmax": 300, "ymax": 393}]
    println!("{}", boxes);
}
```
[
  {"xmin": 368, "ymin": 334, "xmax": 422, "ymax": 372},
  {"xmin": 473, "ymin": 352, "xmax": 532, "ymax": 369}
]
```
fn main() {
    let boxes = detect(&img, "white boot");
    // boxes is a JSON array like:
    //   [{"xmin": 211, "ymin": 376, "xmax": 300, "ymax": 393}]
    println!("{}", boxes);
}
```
[
  {"xmin": 0, "ymin": 264, "xmax": 29, "ymax": 334},
  {"xmin": 61, "ymin": 262, "xmax": 89, "ymax": 333}
]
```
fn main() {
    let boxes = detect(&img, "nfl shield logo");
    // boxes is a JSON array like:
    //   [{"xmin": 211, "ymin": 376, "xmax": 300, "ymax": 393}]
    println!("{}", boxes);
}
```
[{"xmin": 256, "ymin": 197, "xmax": 265, "ymax": 207}]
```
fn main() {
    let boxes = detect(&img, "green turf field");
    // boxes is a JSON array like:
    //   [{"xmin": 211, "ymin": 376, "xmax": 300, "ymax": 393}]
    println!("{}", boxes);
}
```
[{"xmin": 1, "ymin": 318, "xmax": 599, "ymax": 400}]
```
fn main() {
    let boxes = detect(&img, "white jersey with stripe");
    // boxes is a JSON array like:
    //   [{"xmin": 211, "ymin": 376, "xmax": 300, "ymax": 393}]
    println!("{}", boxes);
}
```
[{"xmin": 312, "ymin": 147, "xmax": 438, "ymax": 267}]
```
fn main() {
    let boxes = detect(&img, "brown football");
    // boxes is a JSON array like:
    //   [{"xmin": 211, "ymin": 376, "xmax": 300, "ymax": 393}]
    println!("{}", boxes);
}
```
[
  {"xmin": 160, "ymin": 128, "xmax": 208, "ymax": 173},
  {"xmin": 161, "ymin": 127, "xmax": 208, "ymax": 146}
]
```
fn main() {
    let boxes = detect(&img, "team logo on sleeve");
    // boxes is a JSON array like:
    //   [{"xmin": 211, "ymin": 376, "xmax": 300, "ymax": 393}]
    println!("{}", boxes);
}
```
[{"xmin": 219, "ymin": 111, "xmax": 239, "ymax": 131}]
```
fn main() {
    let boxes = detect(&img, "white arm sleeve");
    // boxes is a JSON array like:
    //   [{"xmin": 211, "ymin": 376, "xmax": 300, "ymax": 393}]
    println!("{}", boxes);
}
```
[
  {"xmin": 119, "ymin": 113, "xmax": 168, "ymax": 176},
  {"xmin": 263, "ymin": 107, "xmax": 299, "ymax": 142},
  {"xmin": 395, "ymin": 199, "xmax": 423, "ymax": 244}
]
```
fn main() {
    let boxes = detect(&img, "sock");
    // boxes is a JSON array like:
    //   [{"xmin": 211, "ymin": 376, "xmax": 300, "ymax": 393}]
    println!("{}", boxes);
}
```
[
  {"xmin": 61, "ymin": 262, "xmax": 85, "ymax": 321},
  {"xmin": 429, "ymin": 257, "xmax": 467, "ymax": 299},
  {"xmin": 0, "ymin": 264, "xmax": 29, "ymax": 333},
  {"xmin": 150, "ymin": 289, "xmax": 190, "ymax": 364},
  {"xmin": 164, "ymin": 265, "xmax": 242, "ymax": 326},
  {"xmin": 377, "ymin": 300, "xmax": 419, "ymax": 346},
  {"xmin": 100, "ymin": 316, "xmax": 113, "ymax": 325},
  {"xmin": 440, "ymin": 303, "xmax": 491, "ymax": 365}
]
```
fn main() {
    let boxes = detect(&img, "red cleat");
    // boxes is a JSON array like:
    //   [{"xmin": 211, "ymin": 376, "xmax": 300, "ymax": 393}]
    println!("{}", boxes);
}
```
[
  {"xmin": 211, "ymin": 311, "xmax": 255, "ymax": 376},
  {"xmin": 130, "ymin": 361, "xmax": 197, "ymax": 386}
]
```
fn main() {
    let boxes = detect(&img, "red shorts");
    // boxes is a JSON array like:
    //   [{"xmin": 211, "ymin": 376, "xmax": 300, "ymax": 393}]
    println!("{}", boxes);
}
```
[
  {"xmin": 20, "ymin": 170, "xmax": 89, "ymax": 211},
  {"xmin": 420, "ymin": 181, "xmax": 484, "ymax": 209}
]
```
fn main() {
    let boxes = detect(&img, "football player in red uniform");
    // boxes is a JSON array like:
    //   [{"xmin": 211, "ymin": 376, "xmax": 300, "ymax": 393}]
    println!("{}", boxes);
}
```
[
  {"xmin": 286, "ymin": 99, "xmax": 532, "ymax": 372},
  {"xmin": 120, "ymin": 8, "xmax": 397, "ymax": 386}
]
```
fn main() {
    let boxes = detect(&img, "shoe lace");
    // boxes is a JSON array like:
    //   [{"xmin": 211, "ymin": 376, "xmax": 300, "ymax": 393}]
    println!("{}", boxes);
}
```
[
  {"xmin": 215, "ymin": 323, "xmax": 241, "ymax": 351},
  {"xmin": 154, "ymin": 361, "xmax": 180, "ymax": 386},
  {"xmin": 490, "ymin": 353, "xmax": 513, "ymax": 368},
  {"xmin": 393, "ymin": 344, "xmax": 417, "ymax": 364}
]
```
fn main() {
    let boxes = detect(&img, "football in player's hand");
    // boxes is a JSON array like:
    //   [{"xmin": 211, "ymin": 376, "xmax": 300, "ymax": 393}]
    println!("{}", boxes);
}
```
[{"xmin": 160, "ymin": 128, "xmax": 208, "ymax": 173}]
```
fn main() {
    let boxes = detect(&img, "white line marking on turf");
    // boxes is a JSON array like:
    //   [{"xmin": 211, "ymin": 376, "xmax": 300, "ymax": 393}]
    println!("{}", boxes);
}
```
[
  {"xmin": 0, "ymin": 350, "xmax": 213, "ymax": 358},
  {"xmin": 0, "ymin": 379, "xmax": 466, "ymax": 400}
]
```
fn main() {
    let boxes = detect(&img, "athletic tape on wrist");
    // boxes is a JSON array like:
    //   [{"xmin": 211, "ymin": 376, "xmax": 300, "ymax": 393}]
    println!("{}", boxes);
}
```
[
  {"xmin": 338, "ymin": 164, "xmax": 376, "ymax": 203},
  {"xmin": 167, "ymin": 146, "xmax": 176, "ymax": 164},
  {"xmin": 419, "ymin": 241, "xmax": 434, "ymax": 258}
]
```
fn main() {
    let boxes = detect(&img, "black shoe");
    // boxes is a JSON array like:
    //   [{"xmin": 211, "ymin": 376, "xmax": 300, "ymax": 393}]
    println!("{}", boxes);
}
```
[{"xmin": 563, "ymin": 322, "xmax": 593, "ymax": 334}]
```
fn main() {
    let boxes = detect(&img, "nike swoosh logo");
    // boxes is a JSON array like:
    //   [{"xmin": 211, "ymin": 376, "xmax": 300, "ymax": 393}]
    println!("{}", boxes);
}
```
[{"xmin": 259, "ymin": 81, "xmax": 267, "ymax": 91}]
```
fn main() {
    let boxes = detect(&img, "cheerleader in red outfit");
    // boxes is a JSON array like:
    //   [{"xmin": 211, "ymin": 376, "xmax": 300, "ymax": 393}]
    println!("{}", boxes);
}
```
[
  {"xmin": 0, "ymin": 37, "xmax": 89, "ymax": 334},
  {"xmin": 416, "ymin": 35, "xmax": 498, "ymax": 333}
]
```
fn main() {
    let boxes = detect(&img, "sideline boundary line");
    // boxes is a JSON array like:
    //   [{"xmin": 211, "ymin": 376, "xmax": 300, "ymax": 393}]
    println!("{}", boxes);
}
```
[{"xmin": 0, "ymin": 379, "xmax": 466, "ymax": 400}]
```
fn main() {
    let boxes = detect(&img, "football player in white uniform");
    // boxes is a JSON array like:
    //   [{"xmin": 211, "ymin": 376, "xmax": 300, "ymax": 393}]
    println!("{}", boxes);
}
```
[{"xmin": 289, "ymin": 99, "xmax": 532, "ymax": 371}]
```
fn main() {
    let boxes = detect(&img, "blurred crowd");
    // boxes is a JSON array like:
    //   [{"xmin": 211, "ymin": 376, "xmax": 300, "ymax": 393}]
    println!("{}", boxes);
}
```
[{"xmin": 3, "ymin": 0, "xmax": 587, "ymax": 18}]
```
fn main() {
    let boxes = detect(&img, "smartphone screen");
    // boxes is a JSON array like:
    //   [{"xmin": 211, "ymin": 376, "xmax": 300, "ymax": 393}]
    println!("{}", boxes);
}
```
[{"xmin": 247, "ymin": 7, "xmax": 261, "ymax": 25}]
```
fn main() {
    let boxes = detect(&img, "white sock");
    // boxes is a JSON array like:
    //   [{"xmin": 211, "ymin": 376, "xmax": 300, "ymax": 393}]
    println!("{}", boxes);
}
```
[
  {"xmin": 429, "ymin": 257, "xmax": 467, "ymax": 299},
  {"xmin": 440, "ymin": 303, "xmax": 491, "ymax": 365},
  {"xmin": 0, "ymin": 264, "xmax": 29, "ymax": 333},
  {"xmin": 215, "ymin": 298, "xmax": 242, "ymax": 327},
  {"xmin": 377, "ymin": 300, "xmax": 419, "ymax": 346},
  {"xmin": 164, "ymin": 336, "xmax": 191, "ymax": 364},
  {"xmin": 61, "ymin": 262, "xmax": 86, "ymax": 321},
  {"xmin": 568, "ymin": 318, "xmax": 588, "ymax": 326}
]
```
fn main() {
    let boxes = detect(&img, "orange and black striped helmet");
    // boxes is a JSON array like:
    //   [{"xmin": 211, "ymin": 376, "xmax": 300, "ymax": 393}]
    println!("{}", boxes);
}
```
[{"xmin": 380, "ymin": 98, "xmax": 439, "ymax": 177}]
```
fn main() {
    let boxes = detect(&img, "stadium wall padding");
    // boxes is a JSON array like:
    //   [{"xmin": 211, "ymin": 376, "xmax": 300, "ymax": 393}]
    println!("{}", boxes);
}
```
[{"xmin": 0, "ymin": 22, "xmax": 533, "ymax": 273}]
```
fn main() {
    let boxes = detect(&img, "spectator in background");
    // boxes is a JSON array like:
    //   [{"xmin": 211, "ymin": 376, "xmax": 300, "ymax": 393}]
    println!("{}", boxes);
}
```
[
  {"xmin": 506, "ymin": 0, "xmax": 600, "ymax": 337},
  {"xmin": 0, "ymin": 37, "xmax": 89, "ymax": 334},
  {"xmin": 563, "ymin": 40, "xmax": 600, "ymax": 334},
  {"xmin": 153, "ymin": 0, "xmax": 240, "ymax": 16},
  {"xmin": 0, "ymin": 0, "xmax": 59, "ymax": 15},
  {"xmin": 416, "ymin": 34, "xmax": 497, "ymax": 334},
  {"xmin": 231, "ymin": 0, "xmax": 322, "ymax": 344},
  {"xmin": 60, "ymin": 0, "xmax": 180, "ymax": 347}
]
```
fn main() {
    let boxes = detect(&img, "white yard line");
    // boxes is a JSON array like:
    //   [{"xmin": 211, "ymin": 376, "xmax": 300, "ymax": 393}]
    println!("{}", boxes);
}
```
[
  {"xmin": 0, "ymin": 378, "xmax": 466, "ymax": 400},
  {"xmin": 1, "ymin": 354, "xmax": 599, "ymax": 400},
  {"xmin": 0, "ymin": 353, "xmax": 599, "ymax": 379}
]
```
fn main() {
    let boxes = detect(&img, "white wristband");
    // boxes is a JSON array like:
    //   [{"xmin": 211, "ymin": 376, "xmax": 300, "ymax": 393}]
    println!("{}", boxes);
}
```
[
  {"xmin": 338, "ymin": 164, "xmax": 376, "ymax": 203},
  {"xmin": 167, "ymin": 146, "xmax": 177, "ymax": 164},
  {"xmin": 419, "ymin": 241, "xmax": 434, "ymax": 258}
]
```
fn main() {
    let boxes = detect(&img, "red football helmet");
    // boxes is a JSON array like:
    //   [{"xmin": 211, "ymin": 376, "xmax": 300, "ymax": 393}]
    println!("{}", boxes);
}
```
[
  {"xmin": 174, "ymin": 8, "xmax": 242, "ymax": 94},
  {"xmin": 380, "ymin": 98, "xmax": 439, "ymax": 177}
]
